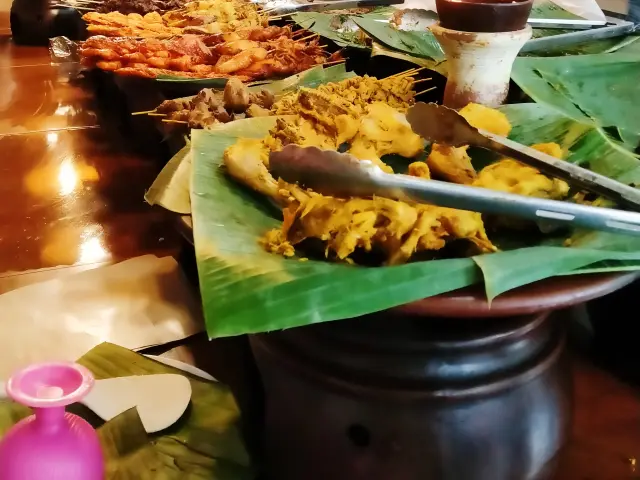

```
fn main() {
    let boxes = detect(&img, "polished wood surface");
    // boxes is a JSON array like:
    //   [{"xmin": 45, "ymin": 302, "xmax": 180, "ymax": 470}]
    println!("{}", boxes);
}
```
[
  {"xmin": 0, "ymin": 38, "xmax": 639, "ymax": 479},
  {"xmin": 0, "ymin": 35, "xmax": 180, "ymax": 290}
]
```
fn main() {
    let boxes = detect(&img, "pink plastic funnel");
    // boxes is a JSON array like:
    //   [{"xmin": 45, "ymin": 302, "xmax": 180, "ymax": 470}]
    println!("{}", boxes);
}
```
[{"xmin": 0, "ymin": 362, "xmax": 105, "ymax": 480}]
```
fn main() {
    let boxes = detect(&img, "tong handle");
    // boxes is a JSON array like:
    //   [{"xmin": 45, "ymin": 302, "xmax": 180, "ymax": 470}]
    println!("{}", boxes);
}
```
[{"xmin": 374, "ymin": 172, "xmax": 640, "ymax": 237}]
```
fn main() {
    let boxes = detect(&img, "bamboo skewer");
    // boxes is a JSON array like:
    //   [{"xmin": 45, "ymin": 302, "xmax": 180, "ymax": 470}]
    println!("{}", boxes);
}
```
[
  {"xmin": 291, "ymin": 29, "xmax": 310, "ymax": 38},
  {"xmin": 148, "ymin": 112, "xmax": 167, "ymax": 117},
  {"xmin": 411, "ymin": 77, "xmax": 433, "ymax": 85},
  {"xmin": 322, "ymin": 59, "xmax": 346, "ymax": 66},
  {"xmin": 415, "ymin": 86, "xmax": 437, "ymax": 96},
  {"xmin": 388, "ymin": 66, "xmax": 429, "ymax": 80},
  {"xmin": 268, "ymin": 14, "xmax": 290, "ymax": 20},
  {"xmin": 131, "ymin": 110, "xmax": 157, "ymax": 115},
  {"xmin": 295, "ymin": 33, "xmax": 319, "ymax": 43},
  {"xmin": 162, "ymin": 119, "xmax": 188, "ymax": 124}
]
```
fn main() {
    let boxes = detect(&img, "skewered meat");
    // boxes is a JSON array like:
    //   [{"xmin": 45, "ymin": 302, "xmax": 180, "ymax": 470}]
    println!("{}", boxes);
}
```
[
  {"xmin": 81, "ymin": 34, "xmax": 334, "ymax": 81},
  {"xmin": 86, "ymin": 0, "xmax": 267, "ymax": 37},
  {"xmin": 224, "ymin": 77, "xmax": 251, "ymax": 112},
  {"xmin": 152, "ymin": 81, "xmax": 272, "ymax": 128},
  {"xmin": 96, "ymin": 0, "xmax": 187, "ymax": 15}
]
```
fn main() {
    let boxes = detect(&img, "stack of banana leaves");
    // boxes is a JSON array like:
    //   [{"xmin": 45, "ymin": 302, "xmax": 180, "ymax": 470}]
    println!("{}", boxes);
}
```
[{"xmin": 147, "ymin": 25, "xmax": 640, "ymax": 338}]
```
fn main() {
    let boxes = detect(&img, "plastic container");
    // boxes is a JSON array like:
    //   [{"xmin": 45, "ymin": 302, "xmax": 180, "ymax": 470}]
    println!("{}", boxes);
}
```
[{"xmin": 0, "ymin": 362, "xmax": 105, "ymax": 479}]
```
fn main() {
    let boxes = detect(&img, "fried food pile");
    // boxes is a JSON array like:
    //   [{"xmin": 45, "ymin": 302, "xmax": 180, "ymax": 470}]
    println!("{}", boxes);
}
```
[
  {"xmin": 155, "ymin": 78, "xmax": 275, "ymax": 128},
  {"xmin": 221, "ymin": 76, "xmax": 493, "ymax": 264},
  {"xmin": 83, "ymin": 12, "xmax": 182, "ymax": 37},
  {"xmin": 84, "ymin": 0, "xmax": 266, "ymax": 37},
  {"xmin": 80, "ymin": 30, "xmax": 334, "ymax": 80},
  {"xmin": 220, "ymin": 76, "xmax": 570, "ymax": 265},
  {"xmin": 96, "ymin": 0, "xmax": 187, "ymax": 15},
  {"xmin": 163, "ymin": 0, "xmax": 265, "ymax": 34},
  {"xmin": 271, "ymin": 75, "xmax": 417, "ymax": 116}
]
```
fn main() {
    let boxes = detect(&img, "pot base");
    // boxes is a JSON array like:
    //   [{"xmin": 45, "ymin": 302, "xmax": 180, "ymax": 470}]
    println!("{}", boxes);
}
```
[{"xmin": 251, "ymin": 311, "xmax": 572, "ymax": 480}]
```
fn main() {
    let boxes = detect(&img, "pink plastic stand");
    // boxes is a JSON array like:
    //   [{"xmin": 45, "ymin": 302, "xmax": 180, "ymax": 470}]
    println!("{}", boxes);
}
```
[{"xmin": 0, "ymin": 362, "xmax": 105, "ymax": 479}]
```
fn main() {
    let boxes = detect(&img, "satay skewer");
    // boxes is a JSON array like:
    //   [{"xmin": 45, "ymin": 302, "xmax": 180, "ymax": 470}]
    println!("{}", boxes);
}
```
[
  {"xmin": 162, "ymin": 119, "xmax": 188, "ymax": 124},
  {"xmin": 291, "ymin": 29, "xmax": 310, "ymax": 38},
  {"xmin": 415, "ymin": 86, "xmax": 437, "ymax": 96},
  {"xmin": 411, "ymin": 77, "xmax": 433, "ymax": 85},
  {"xmin": 132, "ymin": 110, "xmax": 157, "ymax": 115},
  {"xmin": 322, "ymin": 59, "xmax": 346, "ymax": 66},
  {"xmin": 295, "ymin": 33, "xmax": 319, "ymax": 43}
]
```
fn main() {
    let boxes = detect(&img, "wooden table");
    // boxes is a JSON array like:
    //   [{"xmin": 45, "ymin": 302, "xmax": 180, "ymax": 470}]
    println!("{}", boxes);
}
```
[{"xmin": 0, "ymin": 34, "xmax": 639, "ymax": 479}]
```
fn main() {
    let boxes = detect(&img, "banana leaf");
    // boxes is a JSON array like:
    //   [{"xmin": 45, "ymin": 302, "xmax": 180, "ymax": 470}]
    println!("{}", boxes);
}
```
[
  {"xmin": 0, "ymin": 343, "xmax": 252, "ymax": 479},
  {"xmin": 291, "ymin": 12, "xmax": 370, "ymax": 48},
  {"xmin": 352, "ymin": 16, "xmax": 445, "ymax": 61},
  {"xmin": 370, "ymin": 42, "xmax": 449, "ymax": 76},
  {"xmin": 189, "ymin": 103, "xmax": 640, "ymax": 337},
  {"xmin": 511, "ymin": 48, "xmax": 640, "ymax": 148},
  {"xmin": 146, "ymin": 143, "xmax": 192, "ymax": 214}
]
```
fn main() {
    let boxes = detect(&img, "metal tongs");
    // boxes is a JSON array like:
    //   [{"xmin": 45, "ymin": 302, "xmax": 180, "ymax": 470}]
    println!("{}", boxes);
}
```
[{"xmin": 269, "ymin": 103, "xmax": 640, "ymax": 237}]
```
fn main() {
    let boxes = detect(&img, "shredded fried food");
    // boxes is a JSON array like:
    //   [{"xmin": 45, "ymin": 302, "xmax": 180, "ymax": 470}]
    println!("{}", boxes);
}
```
[{"xmin": 222, "ymin": 78, "xmax": 502, "ymax": 264}]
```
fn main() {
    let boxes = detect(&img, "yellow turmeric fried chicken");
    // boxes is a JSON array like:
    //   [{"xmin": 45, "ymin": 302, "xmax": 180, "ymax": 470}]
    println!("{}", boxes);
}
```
[
  {"xmin": 408, "ymin": 161, "xmax": 430, "ymax": 179},
  {"xmin": 427, "ymin": 145, "xmax": 475, "ymax": 184},
  {"xmin": 348, "ymin": 103, "xmax": 424, "ymax": 173},
  {"xmin": 531, "ymin": 142, "xmax": 564, "ymax": 159},
  {"xmin": 458, "ymin": 103, "xmax": 512, "ymax": 137},
  {"xmin": 473, "ymin": 143, "xmax": 569, "ymax": 200},
  {"xmin": 223, "ymin": 138, "xmax": 283, "ymax": 201},
  {"xmin": 426, "ymin": 103, "xmax": 513, "ymax": 184}
]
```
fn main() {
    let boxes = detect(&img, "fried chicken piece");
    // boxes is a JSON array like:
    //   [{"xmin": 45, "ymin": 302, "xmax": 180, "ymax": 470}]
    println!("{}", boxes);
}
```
[
  {"xmin": 223, "ymin": 139, "xmax": 282, "ymax": 200},
  {"xmin": 426, "ymin": 103, "xmax": 513, "ymax": 185},
  {"xmin": 458, "ymin": 103, "xmax": 512, "ymax": 137},
  {"xmin": 427, "ymin": 145, "xmax": 475, "ymax": 185},
  {"xmin": 473, "ymin": 143, "xmax": 569, "ymax": 200},
  {"xmin": 408, "ymin": 161, "xmax": 430, "ymax": 179}
]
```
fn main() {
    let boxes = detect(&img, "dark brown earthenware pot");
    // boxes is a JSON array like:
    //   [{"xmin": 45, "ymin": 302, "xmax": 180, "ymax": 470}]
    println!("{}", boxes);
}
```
[
  {"xmin": 435, "ymin": 0, "xmax": 533, "ymax": 32},
  {"xmin": 251, "ymin": 311, "xmax": 572, "ymax": 480}
]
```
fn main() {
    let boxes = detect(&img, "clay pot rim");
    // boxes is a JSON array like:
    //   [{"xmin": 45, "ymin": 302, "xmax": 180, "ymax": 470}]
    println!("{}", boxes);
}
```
[{"xmin": 251, "ymin": 315, "xmax": 565, "ymax": 400}]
